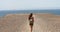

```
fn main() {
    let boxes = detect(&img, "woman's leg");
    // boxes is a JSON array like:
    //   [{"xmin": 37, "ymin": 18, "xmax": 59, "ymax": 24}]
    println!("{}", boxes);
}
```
[{"xmin": 30, "ymin": 25, "xmax": 33, "ymax": 32}]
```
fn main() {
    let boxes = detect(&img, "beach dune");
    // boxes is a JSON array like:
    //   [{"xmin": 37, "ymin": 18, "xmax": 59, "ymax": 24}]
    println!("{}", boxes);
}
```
[{"xmin": 0, "ymin": 13, "xmax": 60, "ymax": 32}]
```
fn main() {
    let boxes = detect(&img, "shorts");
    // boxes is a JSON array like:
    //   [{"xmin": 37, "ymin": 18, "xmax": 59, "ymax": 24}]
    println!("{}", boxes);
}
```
[{"xmin": 29, "ymin": 21, "xmax": 34, "ymax": 26}]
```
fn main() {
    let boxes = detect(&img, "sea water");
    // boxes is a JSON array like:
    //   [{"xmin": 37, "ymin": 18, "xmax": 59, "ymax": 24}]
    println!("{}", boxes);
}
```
[{"xmin": 0, "ymin": 9, "xmax": 60, "ymax": 16}]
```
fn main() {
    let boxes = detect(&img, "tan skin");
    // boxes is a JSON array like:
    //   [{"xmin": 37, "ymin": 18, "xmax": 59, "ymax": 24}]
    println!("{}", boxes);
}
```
[{"xmin": 28, "ymin": 13, "xmax": 34, "ymax": 32}]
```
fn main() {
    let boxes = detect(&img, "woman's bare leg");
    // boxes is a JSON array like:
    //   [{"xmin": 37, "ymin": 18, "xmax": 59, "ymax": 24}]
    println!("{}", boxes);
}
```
[{"xmin": 30, "ymin": 25, "xmax": 33, "ymax": 32}]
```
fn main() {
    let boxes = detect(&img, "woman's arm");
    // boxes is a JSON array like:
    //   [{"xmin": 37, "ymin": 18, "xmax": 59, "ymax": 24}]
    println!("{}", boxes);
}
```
[{"xmin": 32, "ymin": 17, "xmax": 34, "ymax": 22}]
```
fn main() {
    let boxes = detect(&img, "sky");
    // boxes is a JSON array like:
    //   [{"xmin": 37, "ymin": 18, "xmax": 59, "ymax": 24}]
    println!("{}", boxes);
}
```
[{"xmin": 0, "ymin": 0, "xmax": 60, "ymax": 10}]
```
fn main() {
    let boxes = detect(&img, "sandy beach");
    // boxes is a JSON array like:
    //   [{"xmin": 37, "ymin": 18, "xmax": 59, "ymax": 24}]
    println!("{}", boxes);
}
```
[{"xmin": 0, "ymin": 13, "xmax": 60, "ymax": 32}]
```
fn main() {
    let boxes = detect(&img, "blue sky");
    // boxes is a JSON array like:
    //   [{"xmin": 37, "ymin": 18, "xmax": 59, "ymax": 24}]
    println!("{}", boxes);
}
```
[{"xmin": 0, "ymin": 0, "xmax": 60, "ymax": 10}]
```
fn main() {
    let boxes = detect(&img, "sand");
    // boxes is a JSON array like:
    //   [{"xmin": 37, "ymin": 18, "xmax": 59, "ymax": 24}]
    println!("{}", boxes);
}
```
[{"xmin": 0, "ymin": 13, "xmax": 60, "ymax": 32}]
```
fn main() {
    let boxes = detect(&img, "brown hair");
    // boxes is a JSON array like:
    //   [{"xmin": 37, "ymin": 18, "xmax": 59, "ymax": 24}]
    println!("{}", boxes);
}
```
[{"xmin": 28, "ymin": 13, "xmax": 33, "ymax": 20}]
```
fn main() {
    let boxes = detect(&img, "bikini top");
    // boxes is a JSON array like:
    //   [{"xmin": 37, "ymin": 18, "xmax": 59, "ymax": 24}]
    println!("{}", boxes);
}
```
[{"xmin": 29, "ymin": 17, "xmax": 34, "ymax": 21}]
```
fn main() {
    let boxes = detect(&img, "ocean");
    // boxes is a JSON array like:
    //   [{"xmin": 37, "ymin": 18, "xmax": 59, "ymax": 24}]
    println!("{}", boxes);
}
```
[{"xmin": 0, "ymin": 9, "xmax": 60, "ymax": 16}]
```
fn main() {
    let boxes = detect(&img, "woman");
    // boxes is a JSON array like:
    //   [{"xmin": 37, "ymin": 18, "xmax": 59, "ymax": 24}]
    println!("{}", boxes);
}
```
[{"xmin": 28, "ymin": 13, "xmax": 34, "ymax": 32}]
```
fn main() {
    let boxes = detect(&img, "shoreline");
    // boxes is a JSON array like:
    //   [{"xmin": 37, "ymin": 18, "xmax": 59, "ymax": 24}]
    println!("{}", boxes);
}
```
[{"xmin": 0, "ymin": 13, "xmax": 60, "ymax": 17}]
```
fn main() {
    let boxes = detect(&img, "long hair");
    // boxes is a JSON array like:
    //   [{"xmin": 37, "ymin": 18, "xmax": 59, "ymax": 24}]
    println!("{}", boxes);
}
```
[{"xmin": 28, "ymin": 13, "xmax": 33, "ymax": 20}]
